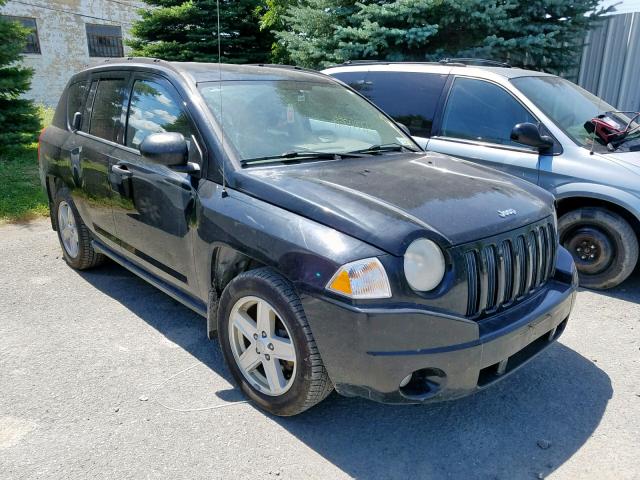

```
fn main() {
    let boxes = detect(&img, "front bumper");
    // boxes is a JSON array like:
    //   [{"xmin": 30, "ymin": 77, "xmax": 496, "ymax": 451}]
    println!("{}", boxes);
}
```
[{"xmin": 302, "ymin": 247, "xmax": 578, "ymax": 404}]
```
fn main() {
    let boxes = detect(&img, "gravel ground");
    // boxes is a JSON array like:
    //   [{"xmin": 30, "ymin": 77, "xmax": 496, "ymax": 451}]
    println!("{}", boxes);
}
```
[{"xmin": 1, "ymin": 219, "xmax": 639, "ymax": 480}]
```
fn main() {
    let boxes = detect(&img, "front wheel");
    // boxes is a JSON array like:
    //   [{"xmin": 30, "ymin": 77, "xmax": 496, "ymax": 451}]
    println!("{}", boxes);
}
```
[
  {"xmin": 217, "ymin": 268, "xmax": 333, "ymax": 416},
  {"xmin": 558, "ymin": 207, "xmax": 638, "ymax": 289}
]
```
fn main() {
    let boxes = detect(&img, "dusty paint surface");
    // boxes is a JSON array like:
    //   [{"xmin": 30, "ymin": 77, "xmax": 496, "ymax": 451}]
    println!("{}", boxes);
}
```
[{"xmin": 0, "ymin": 0, "xmax": 145, "ymax": 105}]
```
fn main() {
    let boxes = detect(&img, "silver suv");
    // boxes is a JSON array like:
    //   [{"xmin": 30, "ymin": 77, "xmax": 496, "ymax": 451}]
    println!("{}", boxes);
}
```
[{"xmin": 324, "ymin": 60, "xmax": 640, "ymax": 289}]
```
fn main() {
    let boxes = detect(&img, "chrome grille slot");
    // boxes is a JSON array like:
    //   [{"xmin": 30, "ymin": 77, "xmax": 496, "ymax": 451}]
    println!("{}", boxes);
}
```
[{"xmin": 464, "ymin": 218, "xmax": 558, "ymax": 318}]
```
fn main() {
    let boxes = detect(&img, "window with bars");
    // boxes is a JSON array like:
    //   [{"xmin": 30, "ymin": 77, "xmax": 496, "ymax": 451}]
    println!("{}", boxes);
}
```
[
  {"xmin": 2, "ymin": 16, "xmax": 40, "ymax": 54},
  {"xmin": 85, "ymin": 24, "xmax": 124, "ymax": 58}
]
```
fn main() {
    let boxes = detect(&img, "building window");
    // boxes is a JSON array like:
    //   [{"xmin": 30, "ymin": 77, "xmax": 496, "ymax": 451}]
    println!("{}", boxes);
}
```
[
  {"xmin": 86, "ymin": 24, "xmax": 124, "ymax": 58},
  {"xmin": 2, "ymin": 16, "xmax": 40, "ymax": 54}
]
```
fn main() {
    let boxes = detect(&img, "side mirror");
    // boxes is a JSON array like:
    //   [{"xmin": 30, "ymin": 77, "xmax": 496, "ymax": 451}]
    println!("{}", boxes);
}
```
[
  {"xmin": 510, "ymin": 122, "xmax": 554, "ymax": 152},
  {"xmin": 139, "ymin": 132, "xmax": 188, "ymax": 167},
  {"xmin": 72, "ymin": 111, "xmax": 82, "ymax": 131},
  {"xmin": 396, "ymin": 122, "xmax": 411, "ymax": 136}
]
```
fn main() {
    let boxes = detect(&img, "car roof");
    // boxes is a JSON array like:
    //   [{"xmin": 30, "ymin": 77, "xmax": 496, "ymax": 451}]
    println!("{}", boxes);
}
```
[
  {"xmin": 323, "ymin": 62, "xmax": 556, "ymax": 81},
  {"xmin": 74, "ymin": 57, "xmax": 335, "ymax": 85}
]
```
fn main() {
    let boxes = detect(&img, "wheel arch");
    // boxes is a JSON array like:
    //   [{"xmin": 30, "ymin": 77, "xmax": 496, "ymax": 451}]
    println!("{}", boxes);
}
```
[
  {"xmin": 555, "ymin": 193, "xmax": 640, "ymax": 238},
  {"xmin": 210, "ymin": 244, "xmax": 267, "ymax": 295},
  {"xmin": 46, "ymin": 174, "xmax": 60, "ymax": 230}
]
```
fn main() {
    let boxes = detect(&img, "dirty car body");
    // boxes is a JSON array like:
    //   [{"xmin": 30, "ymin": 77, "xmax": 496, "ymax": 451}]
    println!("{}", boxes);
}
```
[{"xmin": 39, "ymin": 59, "xmax": 577, "ymax": 413}]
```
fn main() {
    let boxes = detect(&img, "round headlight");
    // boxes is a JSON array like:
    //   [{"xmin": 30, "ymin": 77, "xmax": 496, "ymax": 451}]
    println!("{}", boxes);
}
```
[{"xmin": 404, "ymin": 239, "xmax": 445, "ymax": 291}]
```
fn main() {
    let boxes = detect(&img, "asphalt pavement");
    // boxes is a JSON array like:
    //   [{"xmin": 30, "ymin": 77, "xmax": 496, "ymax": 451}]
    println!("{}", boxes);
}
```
[{"xmin": 1, "ymin": 219, "xmax": 639, "ymax": 479}]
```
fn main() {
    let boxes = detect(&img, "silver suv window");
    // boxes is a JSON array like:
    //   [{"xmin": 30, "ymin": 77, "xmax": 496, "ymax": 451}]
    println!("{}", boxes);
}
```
[
  {"xmin": 332, "ymin": 71, "xmax": 447, "ymax": 138},
  {"xmin": 511, "ymin": 75, "xmax": 640, "ymax": 148},
  {"xmin": 441, "ymin": 77, "xmax": 537, "ymax": 147}
]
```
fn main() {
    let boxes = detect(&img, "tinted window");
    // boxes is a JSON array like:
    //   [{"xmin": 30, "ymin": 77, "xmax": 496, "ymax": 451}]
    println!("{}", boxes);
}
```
[
  {"xmin": 359, "ymin": 72, "xmax": 447, "ymax": 137},
  {"xmin": 331, "ymin": 71, "xmax": 368, "ymax": 91},
  {"xmin": 126, "ymin": 80, "xmax": 194, "ymax": 149},
  {"xmin": 67, "ymin": 81, "xmax": 88, "ymax": 128},
  {"xmin": 81, "ymin": 80, "xmax": 98, "ymax": 132},
  {"xmin": 89, "ymin": 78, "xmax": 127, "ymax": 141},
  {"xmin": 441, "ymin": 78, "xmax": 537, "ymax": 147}
]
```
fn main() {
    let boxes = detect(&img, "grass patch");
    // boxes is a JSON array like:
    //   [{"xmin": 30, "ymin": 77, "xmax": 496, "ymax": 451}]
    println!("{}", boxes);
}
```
[
  {"xmin": 0, "ymin": 105, "xmax": 54, "ymax": 224},
  {"xmin": 0, "ymin": 144, "xmax": 49, "ymax": 223}
]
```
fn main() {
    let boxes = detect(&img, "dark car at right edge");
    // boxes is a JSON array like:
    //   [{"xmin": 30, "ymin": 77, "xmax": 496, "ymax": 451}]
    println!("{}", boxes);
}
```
[{"xmin": 39, "ymin": 59, "xmax": 578, "ymax": 415}]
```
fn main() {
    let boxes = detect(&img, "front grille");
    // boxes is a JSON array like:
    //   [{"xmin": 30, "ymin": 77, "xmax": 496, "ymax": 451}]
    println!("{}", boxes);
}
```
[{"xmin": 464, "ymin": 218, "xmax": 557, "ymax": 318}]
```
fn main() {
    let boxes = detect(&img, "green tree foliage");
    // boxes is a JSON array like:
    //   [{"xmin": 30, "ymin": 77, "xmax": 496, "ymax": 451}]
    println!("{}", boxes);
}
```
[
  {"xmin": 272, "ymin": 0, "xmax": 611, "ymax": 71},
  {"xmin": 0, "ymin": 6, "xmax": 40, "ymax": 150},
  {"xmin": 128, "ymin": 0, "xmax": 273, "ymax": 63},
  {"xmin": 255, "ymin": 0, "xmax": 295, "ymax": 62}
]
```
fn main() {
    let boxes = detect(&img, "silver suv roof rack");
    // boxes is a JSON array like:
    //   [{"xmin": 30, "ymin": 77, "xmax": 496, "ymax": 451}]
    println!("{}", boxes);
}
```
[
  {"xmin": 438, "ymin": 58, "xmax": 511, "ymax": 68},
  {"xmin": 334, "ymin": 58, "xmax": 511, "ymax": 68}
]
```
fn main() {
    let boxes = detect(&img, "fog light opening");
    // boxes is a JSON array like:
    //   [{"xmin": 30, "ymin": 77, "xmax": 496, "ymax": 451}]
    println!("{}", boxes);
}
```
[
  {"xmin": 399, "ymin": 368, "xmax": 447, "ymax": 400},
  {"xmin": 399, "ymin": 374, "xmax": 412, "ymax": 388}
]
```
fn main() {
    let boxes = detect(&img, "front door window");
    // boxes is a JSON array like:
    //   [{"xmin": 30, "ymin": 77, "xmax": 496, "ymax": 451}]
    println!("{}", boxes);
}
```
[{"xmin": 441, "ymin": 77, "xmax": 537, "ymax": 148}]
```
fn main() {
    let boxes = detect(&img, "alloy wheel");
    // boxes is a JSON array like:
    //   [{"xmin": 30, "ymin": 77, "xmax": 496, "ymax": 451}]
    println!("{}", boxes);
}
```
[
  {"xmin": 57, "ymin": 201, "xmax": 79, "ymax": 258},
  {"xmin": 228, "ymin": 296, "xmax": 297, "ymax": 396}
]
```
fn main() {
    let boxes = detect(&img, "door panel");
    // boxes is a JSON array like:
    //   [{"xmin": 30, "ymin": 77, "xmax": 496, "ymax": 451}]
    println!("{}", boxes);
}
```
[
  {"xmin": 64, "ymin": 78, "xmax": 120, "ymax": 242},
  {"xmin": 71, "ymin": 134, "xmax": 119, "ymax": 240},
  {"xmin": 109, "ymin": 150, "xmax": 198, "ymax": 287},
  {"xmin": 427, "ymin": 138, "xmax": 542, "ymax": 184},
  {"xmin": 109, "ymin": 75, "xmax": 201, "ymax": 289}
]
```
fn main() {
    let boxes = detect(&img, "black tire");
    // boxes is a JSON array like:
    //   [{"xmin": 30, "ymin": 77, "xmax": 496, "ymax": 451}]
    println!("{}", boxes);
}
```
[
  {"xmin": 217, "ymin": 267, "xmax": 333, "ymax": 416},
  {"xmin": 53, "ymin": 188, "xmax": 105, "ymax": 270},
  {"xmin": 558, "ymin": 207, "xmax": 638, "ymax": 289}
]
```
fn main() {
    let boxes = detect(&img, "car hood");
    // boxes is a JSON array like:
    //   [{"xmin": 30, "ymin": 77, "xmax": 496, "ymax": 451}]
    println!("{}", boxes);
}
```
[
  {"xmin": 232, "ymin": 152, "xmax": 554, "ymax": 255},
  {"xmin": 597, "ymin": 150, "xmax": 640, "ymax": 175}
]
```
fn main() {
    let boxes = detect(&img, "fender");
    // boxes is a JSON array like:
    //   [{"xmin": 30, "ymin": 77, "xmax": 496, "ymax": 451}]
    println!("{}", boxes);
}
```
[
  {"xmin": 193, "ymin": 181, "xmax": 386, "ymax": 331},
  {"xmin": 552, "ymin": 182, "xmax": 640, "ymax": 224}
]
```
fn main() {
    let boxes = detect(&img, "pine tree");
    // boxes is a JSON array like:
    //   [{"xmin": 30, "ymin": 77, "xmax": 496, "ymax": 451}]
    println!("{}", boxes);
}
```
[
  {"xmin": 273, "ymin": 0, "xmax": 612, "ymax": 72},
  {"xmin": 128, "ymin": 0, "xmax": 273, "ymax": 64},
  {"xmin": 274, "ymin": 0, "xmax": 358, "ymax": 68},
  {"xmin": 0, "ymin": 6, "xmax": 40, "ymax": 150}
]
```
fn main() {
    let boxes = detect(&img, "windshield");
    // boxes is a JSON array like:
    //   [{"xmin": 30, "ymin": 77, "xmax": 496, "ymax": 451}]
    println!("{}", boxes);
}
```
[
  {"xmin": 511, "ymin": 76, "xmax": 640, "ymax": 149},
  {"xmin": 198, "ymin": 80, "xmax": 414, "ymax": 163}
]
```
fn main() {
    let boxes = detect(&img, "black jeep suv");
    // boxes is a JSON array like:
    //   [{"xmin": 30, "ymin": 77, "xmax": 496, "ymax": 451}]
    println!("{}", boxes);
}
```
[{"xmin": 38, "ymin": 59, "xmax": 577, "ymax": 416}]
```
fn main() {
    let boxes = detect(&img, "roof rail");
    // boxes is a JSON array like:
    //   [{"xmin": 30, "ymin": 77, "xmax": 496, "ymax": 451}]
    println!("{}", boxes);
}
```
[
  {"xmin": 101, "ymin": 56, "xmax": 185, "ymax": 73},
  {"xmin": 334, "ymin": 60, "xmax": 444, "ymax": 67},
  {"xmin": 438, "ymin": 58, "xmax": 511, "ymax": 68}
]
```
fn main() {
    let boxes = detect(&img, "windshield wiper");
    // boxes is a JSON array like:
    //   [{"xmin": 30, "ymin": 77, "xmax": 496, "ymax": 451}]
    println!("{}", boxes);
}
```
[
  {"xmin": 241, "ymin": 150, "xmax": 345, "ymax": 167},
  {"xmin": 347, "ymin": 142, "xmax": 420, "ymax": 155}
]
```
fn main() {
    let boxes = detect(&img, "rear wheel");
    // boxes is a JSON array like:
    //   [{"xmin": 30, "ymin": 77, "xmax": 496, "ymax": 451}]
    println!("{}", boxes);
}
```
[
  {"xmin": 217, "ymin": 268, "xmax": 333, "ymax": 416},
  {"xmin": 558, "ymin": 207, "xmax": 638, "ymax": 289},
  {"xmin": 53, "ymin": 189, "xmax": 105, "ymax": 270}
]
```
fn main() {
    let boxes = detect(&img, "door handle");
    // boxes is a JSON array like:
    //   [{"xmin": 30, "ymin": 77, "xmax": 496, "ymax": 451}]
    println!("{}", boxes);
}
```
[{"xmin": 111, "ymin": 164, "xmax": 132, "ymax": 178}]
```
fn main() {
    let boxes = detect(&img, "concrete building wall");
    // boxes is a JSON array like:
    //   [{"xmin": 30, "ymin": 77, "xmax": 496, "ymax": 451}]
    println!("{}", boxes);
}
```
[{"xmin": 0, "ymin": 0, "xmax": 144, "ymax": 106}]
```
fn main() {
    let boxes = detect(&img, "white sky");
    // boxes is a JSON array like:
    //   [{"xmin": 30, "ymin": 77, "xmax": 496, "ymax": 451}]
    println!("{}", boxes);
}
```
[{"xmin": 601, "ymin": 0, "xmax": 640, "ymax": 14}]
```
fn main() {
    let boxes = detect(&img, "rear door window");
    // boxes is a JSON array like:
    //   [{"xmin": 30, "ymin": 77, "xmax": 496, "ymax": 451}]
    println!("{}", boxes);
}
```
[
  {"xmin": 66, "ymin": 81, "xmax": 88, "ymax": 129},
  {"xmin": 330, "ymin": 71, "xmax": 368, "ymax": 93},
  {"xmin": 440, "ymin": 77, "xmax": 537, "ymax": 147},
  {"xmin": 361, "ymin": 72, "xmax": 448, "ymax": 137},
  {"xmin": 332, "ymin": 70, "xmax": 448, "ymax": 137},
  {"xmin": 88, "ymin": 78, "xmax": 128, "ymax": 142}
]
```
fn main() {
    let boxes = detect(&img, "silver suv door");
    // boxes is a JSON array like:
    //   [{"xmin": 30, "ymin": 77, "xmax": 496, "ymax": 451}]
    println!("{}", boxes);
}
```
[{"xmin": 427, "ymin": 76, "xmax": 549, "ymax": 184}]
